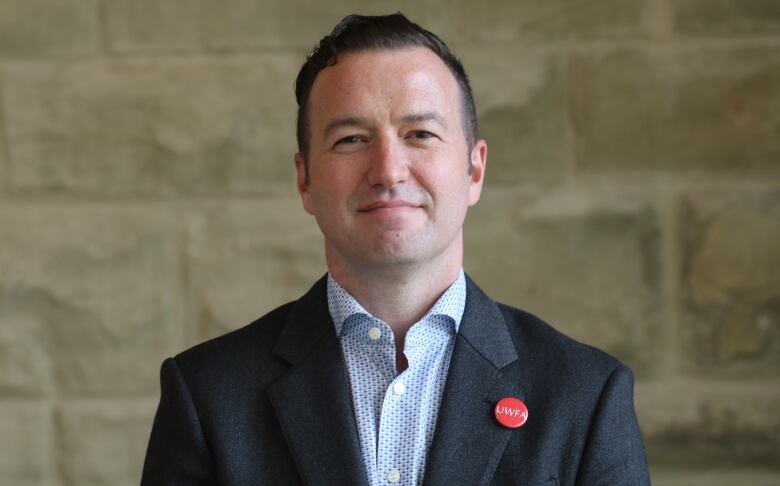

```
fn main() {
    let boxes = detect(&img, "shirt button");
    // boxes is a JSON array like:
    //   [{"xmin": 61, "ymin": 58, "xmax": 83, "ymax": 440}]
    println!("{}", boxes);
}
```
[
  {"xmin": 393, "ymin": 381, "xmax": 406, "ymax": 395},
  {"xmin": 368, "ymin": 327, "xmax": 382, "ymax": 340},
  {"xmin": 387, "ymin": 470, "xmax": 400, "ymax": 483}
]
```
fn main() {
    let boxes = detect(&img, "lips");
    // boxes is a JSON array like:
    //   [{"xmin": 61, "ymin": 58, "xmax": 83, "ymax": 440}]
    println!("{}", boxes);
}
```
[{"xmin": 358, "ymin": 200, "xmax": 423, "ymax": 212}]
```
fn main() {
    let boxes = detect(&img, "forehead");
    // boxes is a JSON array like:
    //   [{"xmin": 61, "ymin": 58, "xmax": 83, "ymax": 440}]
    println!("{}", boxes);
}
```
[{"xmin": 307, "ymin": 47, "xmax": 462, "ymax": 128}]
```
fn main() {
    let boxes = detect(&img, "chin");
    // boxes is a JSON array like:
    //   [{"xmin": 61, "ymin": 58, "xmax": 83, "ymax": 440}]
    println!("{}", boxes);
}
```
[{"xmin": 355, "ymin": 243, "xmax": 423, "ymax": 268}]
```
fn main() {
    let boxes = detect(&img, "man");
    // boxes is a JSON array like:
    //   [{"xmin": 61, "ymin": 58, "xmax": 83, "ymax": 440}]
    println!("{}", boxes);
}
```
[{"xmin": 141, "ymin": 13, "xmax": 650, "ymax": 486}]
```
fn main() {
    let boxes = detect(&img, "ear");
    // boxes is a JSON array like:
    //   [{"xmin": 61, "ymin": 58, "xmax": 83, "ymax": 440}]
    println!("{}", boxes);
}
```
[
  {"xmin": 294, "ymin": 152, "xmax": 315, "ymax": 215},
  {"xmin": 468, "ymin": 139, "xmax": 487, "ymax": 206}
]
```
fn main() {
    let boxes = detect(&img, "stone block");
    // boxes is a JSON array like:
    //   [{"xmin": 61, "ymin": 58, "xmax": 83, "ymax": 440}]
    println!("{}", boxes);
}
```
[
  {"xmin": 424, "ymin": 0, "xmax": 649, "ymax": 46},
  {"xmin": 185, "ymin": 197, "xmax": 326, "ymax": 343},
  {"xmin": 103, "ymin": 0, "xmax": 440, "ymax": 53},
  {"xmin": 637, "ymin": 379, "xmax": 780, "ymax": 467},
  {"xmin": 104, "ymin": 0, "xmax": 203, "ymax": 53},
  {"xmin": 104, "ymin": 0, "xmax": 647, "ymax": 53},
  {"xmin": 463, "ymin": 187, "xmax": 662, "ymax": 376},
  {"xmin": 674, "ymin": 0, "xmax": 780, "ymax": 36},
  {"xmin": 0, "ymin": 204, "xmax": 179, "ymax": 396},
  {"xmin": 459, "ymin": 48, "xmax": 568, "ymax": 186},
  {"xmin": 0, "ymin": 156, "xmax": 6, "ymax": 196},
  {"xmin": 0, "ymin": 0, "xmax": 99, "ymax": 58},
  {"xmin": 56, "ymin": 400, "xmax": 155, "ymax": 486},
  {"xmin": 652, "ymin": 467, "xmax": 780, "ymax": 486},
  {"xmin": 3, "ymin": 55, "xmax": 300, "ymax": 196},
  {"xmin": 0, "ymin": 403, "xmax": 48, "ymax": 485},
  {"xmin": 148, "ymin": 0, "xmax": 650, "ymax": 52},
  {"xmin": 0, "ymin": 296, "xmax": 51, "ymax": 396},
  {"xmin": 570, "ymin": 47, "xmax": 780, "ymax": 176},
  {"xmin": 680, "ymin": 190, "xmax": 780, "ymax": 375},
  {"xmin": 199, "ymin": 0, "xmax": 429, "ymax": 51},
  {"xmin": 0, "ymin": 113, "xmax": 7, "ymax": 196}
]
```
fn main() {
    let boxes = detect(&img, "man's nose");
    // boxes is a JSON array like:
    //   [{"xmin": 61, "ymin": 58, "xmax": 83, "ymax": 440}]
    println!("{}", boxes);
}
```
[{"xmin": 365, "ymin": 136, "xmax": 409, "ymax": 189}]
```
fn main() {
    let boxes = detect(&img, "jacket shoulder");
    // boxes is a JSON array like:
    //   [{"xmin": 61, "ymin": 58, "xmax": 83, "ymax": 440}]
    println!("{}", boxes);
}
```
[
  {"xmin": 496, "ymin": 302, "xmax": 626, "ymax": 383},
  {"xmin": 172, "ymin": 301, "xmax": 296, "ymax": 389},
  {"xmin": 493, "ymin": 303, "xmax": 650, "ymax": 485}
]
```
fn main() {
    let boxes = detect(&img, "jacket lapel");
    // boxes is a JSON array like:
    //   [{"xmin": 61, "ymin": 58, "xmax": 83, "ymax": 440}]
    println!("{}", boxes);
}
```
[
  {"xmin": 265, "ymin": 277, "xmax": 368, "ymax": 486},
  {"xmin": 424, "ymin": 276, "xmax": 521, "ymax": 486}
]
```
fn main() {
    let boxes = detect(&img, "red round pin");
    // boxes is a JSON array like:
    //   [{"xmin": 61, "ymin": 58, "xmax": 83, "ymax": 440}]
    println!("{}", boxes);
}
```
[{"xmin": 494, "ymin": 397, "xmax": 528, "ymax": 428}]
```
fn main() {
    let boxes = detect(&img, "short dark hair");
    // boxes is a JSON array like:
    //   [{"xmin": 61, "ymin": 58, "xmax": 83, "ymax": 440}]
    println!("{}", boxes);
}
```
[{"xmin": 294, "ymin": 13, "xmax": 478, "ymax": 160}]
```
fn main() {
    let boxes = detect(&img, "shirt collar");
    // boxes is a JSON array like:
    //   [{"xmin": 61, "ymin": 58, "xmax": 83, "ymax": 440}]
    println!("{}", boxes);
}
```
[{"xmin": 327, "ymin": 269, "xmax": 466, "ymax": 337}]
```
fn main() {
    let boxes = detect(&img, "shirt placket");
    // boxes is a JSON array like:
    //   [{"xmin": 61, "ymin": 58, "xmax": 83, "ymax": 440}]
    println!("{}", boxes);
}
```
[
  {"xmin": 376, "ymin": 365, "xmax": 413, "ymax": 485},
  {"xmin": 361, "ymin": 318, "xmax": 397, "ymax": 485}
]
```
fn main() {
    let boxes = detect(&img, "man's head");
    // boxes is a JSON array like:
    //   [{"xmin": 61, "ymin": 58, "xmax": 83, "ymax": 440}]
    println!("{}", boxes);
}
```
[
  {"xmin": 295, "ymin": 13, "xmax": 478, "ymax": 177},
  {"xmin": 293, "ymin": 13, "xmax": 487, "ymax": 276}
]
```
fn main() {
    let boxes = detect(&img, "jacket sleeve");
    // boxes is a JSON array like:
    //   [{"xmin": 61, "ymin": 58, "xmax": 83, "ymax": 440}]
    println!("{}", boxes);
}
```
[
  {"xmin": 575, "ymin": 364, "xmax": 651, "ymax": 486},
  {"xmin": 141, "ymin": 357, "xmax": 217, "ymax": 486}
]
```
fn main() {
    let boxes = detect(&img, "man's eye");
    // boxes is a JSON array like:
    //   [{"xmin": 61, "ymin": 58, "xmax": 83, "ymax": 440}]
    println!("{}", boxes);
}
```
[
  {"xmin": 409, "ymin": 130, "xmax": 435, "ymax": 140},
  {"xmin": 335, "ymin": 135, "xmax": 365, "ymax": 145}
]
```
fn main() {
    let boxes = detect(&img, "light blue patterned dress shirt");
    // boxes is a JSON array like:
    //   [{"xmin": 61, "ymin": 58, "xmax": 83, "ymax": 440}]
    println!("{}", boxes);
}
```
[{"xmin": 327, "ymin": 270, "xmax": 466, "ymax": 486}]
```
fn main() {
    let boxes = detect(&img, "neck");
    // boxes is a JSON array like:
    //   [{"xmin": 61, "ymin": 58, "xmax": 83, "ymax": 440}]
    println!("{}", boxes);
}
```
[{"xmin": 326, "ymin": 252, "xmax": 462, "ymax": 338}]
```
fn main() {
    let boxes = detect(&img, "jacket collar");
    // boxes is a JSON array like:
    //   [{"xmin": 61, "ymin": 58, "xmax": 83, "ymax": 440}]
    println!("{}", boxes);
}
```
[
  {"xmin": 266, "ymin": 276, "xmax": 368, "ymax": 485},
  {"xmin": 423, "ymin": 275, "xmax": 521, "ymax": 486}
]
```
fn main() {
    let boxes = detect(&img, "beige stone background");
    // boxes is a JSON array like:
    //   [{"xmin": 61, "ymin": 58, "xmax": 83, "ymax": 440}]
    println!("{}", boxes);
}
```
[{"xmin": 0, "ymin": 0, "xmax": 779, "ymax": 485}]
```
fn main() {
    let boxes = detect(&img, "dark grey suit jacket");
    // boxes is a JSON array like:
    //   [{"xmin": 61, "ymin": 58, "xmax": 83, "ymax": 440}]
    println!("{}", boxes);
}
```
[{"xmin": 141, "ymin": 275, "xmax": 651, "ymax": 485}]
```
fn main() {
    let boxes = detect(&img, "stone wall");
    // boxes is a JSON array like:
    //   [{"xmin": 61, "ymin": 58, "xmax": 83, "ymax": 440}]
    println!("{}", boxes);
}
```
[{"xmin": 0, "ymin": 1, "xmax": 778, "ymax": 484}]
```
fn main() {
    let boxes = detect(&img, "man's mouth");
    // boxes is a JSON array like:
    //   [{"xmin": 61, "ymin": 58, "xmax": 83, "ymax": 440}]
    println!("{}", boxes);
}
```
[{"xmin": 358, "ymin": 200, "xmax": 423, "ymax": 212}]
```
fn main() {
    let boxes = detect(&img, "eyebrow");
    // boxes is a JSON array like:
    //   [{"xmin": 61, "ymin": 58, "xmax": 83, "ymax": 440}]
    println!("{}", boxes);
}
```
[
  {"xmin": 400, "ymin": 112, "xmax": 448, "ymax": 131},
  {"xmin": 323, "ymin": 116, "xmax": 372, "ymax": 140}
]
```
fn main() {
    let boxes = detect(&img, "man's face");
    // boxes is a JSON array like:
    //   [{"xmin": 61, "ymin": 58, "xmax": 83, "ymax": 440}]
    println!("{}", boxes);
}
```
[{"xmin": 295, "ymin": 47, "xmax": 486, "ymax": 273}]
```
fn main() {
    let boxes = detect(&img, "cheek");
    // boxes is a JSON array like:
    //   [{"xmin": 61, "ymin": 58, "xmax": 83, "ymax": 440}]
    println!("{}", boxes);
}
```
[
  {"xmin": 434, "ymin": 178, "xmax": 473, "ymax": 221},
  {"xmin": 309, "ymin": 171, "xmax": 358, "ymax": 209}
]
